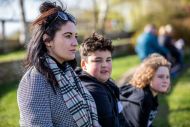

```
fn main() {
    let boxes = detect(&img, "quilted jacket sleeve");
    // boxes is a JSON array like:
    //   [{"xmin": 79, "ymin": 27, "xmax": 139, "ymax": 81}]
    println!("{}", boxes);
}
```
[{"xmin": 17, "ymin": 68, "xmax": 54, "ymax": 127}]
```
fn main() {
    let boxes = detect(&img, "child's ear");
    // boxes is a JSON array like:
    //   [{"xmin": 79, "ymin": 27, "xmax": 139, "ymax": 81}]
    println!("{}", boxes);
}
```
[{"xmin": 81, "ymin": 59, "xmax": 87, "ymax": 70}]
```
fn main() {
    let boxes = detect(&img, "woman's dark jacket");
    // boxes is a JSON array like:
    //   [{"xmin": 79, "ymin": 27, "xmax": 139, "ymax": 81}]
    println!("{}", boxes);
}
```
[
  {"xmin": 120, "ymin": 84, "xmax": 158, "ymax": 127},
  {"xmin": 76, "ymin": 68, "xmax": 122, "ymax": 127}
]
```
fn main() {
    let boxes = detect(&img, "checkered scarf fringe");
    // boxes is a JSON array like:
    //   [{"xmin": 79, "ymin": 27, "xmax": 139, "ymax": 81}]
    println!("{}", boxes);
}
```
[{"xmin": 44, "ymin": 54, "xmax": 100, "ymax": 127}]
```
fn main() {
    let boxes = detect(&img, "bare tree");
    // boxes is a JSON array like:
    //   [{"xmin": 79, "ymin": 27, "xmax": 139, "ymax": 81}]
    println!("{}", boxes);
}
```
[
  {"xmin": 92, "ymin": 0, "xmax": 98, "ymax": 31},
  {"xmin": 91, "ymin": 0, "xmax": 109, "ymax": 34},
  {"xmin": 92, "ymin": 0, "xmax": 125, "ymax": 34},
  {"xmin": 18, "ymin": 0, "xmax": 28, "ymax": 45},
  {"xmin": 0, "ymin": 0, "xmax": 12, "ymax": 41},
  {"xmin": 98, "ymin": 0, "xmax": 109, "ymax": 34}
]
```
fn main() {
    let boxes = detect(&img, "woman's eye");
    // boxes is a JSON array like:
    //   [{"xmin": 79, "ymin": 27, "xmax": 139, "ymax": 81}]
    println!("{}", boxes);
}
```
[{"xmin": 65, "ymin": 35, "xmax": 72, "ymax": 38}]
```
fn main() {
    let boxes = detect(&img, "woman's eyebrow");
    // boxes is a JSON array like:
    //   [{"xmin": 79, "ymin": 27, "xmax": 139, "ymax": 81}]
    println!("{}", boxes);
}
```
[{"xmin": 63, "ymin": 32, "xmax": 72, "ymax": 35}]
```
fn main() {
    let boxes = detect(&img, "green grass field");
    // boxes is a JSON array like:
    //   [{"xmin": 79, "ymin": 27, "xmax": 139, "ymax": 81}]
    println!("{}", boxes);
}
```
[
  {"xmin": 0, "ymin": 81, "xmax": 19, "ymax": 127},
  {"xmin": 0, "ymin": 55, "xmax": 190, "ymax": 127},
  {"xmin": 0, "ymin": 50, "xmax": 25, "ymax": 62}
]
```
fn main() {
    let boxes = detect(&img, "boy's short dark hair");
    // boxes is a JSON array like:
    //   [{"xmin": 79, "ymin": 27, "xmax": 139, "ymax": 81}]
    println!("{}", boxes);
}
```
[{"xmin": 80, "ymin": 32, "xmax": 114, "ymax": 58}]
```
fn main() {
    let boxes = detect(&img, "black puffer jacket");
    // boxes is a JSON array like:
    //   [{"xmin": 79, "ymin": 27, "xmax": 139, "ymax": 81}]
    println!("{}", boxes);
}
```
[
  {"xmin": 120, "ymin": 84, "xmax": 158, "ymax": 127},
  {"xmin": 76, "ymin": 68, "xmax": 122, "ymax": 127}
]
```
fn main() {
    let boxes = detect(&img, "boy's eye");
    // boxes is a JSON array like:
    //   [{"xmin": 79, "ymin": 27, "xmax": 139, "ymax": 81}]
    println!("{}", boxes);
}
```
[
  {"xmin": 106, "ymin": 59, "xmax": 112, "ymax": 62},
  {"xmin": 91, "ymin": 59, "xmax": 102, "ymax": 63}
]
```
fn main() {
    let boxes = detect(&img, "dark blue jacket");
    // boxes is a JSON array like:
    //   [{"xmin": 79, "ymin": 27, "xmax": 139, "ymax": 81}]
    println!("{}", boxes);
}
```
[{"xmin": 76, "ymin": 68, "xmax": 123, "ymax": 127}]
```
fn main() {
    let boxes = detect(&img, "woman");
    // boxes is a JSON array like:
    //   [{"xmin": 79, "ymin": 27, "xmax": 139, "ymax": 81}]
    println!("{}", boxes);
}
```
[
  {"xmin": 120, "ymin": 53, "xmax": 171, "ymax": 127},
  {"xmin": 17, "ymin": 1, "xmax": 100, "ymax": 127}
]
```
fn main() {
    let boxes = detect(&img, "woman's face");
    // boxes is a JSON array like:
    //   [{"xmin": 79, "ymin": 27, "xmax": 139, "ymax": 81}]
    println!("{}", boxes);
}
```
[
  {"xmin": 150, "ymin": 66, "xmax": 170, "ymax": 96},
  {"xmin": 46, "ymin": 21, "xmax": 78, "ymax": 63}
]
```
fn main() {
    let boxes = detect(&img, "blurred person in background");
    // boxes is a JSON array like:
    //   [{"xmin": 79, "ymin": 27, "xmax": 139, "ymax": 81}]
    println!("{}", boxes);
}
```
[
  {"xmin": 158, "ymin": 24, "xmax": 183, "ymax": 76},
  {"xmin": 135, "ymin": 24, "xmax": 170, "ymax": 61}
]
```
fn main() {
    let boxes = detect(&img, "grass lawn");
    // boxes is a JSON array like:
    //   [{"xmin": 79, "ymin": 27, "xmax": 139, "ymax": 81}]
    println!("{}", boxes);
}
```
[
  {"xmin": 0, "ymin": 55, "xmax": 190, "ymax": 127},
  {"xmin": 112, "ymin": 55, "xmax": 140, "ymax": 80},
  {"xmin": 0, "ymin": 81, "xmax": 19, "ymax": 127},
  {"xmin": 168, "ymin": 68, "xmax": 190, "ymax": 126},
  {"xmin": 0, "ymin": 50, "xmax": 25, "ymax": 62}
]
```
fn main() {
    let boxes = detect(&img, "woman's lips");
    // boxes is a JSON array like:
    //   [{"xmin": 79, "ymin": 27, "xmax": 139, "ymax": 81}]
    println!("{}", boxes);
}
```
[{"xmin": 69, "ymin": 49, "xmax": 76, "ymax": 53}]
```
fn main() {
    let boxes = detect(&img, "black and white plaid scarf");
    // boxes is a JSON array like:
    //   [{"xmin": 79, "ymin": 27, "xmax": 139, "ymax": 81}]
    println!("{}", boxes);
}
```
[{"xmin": 44, "ymin": 54, "xmax": 100, "ymax": 127}]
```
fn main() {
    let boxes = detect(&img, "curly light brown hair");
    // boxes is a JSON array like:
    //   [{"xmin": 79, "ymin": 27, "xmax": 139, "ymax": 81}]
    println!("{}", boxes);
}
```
[
  {"xmin": 129, "ymin": 53, "xmax": 171, "ymax": 88},
  {"xmin": 79, "ymin": 32, "xmax": 114, "ymax": 59}
]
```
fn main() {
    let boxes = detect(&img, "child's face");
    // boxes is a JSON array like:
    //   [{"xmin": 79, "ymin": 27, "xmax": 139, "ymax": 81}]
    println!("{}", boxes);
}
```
[
  {"xmin": 81, "ymin": 50, "xmax": 112, "ymax": 83},
  {"xmin": 150, "ymin": 66, "xmax": 170, "ymax": 96}
]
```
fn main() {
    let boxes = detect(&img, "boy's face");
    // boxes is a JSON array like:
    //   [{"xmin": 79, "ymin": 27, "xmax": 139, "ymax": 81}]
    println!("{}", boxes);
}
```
[
  {"xmin": 150, "ymin": 66, "xmax": 170, "ymax": 96},
  {"xmin": 81, "ymin": 50, "xmax": 112, "ymax": 83}
]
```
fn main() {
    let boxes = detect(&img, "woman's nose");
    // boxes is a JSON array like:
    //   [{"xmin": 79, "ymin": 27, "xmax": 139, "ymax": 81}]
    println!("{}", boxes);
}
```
[{"xmin": 72, "ymin": 38, "xmax": 78, "ymax": 46}]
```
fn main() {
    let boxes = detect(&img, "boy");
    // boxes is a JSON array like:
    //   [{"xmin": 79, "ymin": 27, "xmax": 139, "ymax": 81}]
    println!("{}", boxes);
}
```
[{"xmin": 76, "ymin": 32, "xmax": 124, "ymax": 127}]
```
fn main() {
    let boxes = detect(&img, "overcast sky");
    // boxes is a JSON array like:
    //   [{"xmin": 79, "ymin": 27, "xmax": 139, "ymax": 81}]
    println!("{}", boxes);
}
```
[{"xmin": 0, "ymin": 0, "xmax": 92, "ymax": 36}]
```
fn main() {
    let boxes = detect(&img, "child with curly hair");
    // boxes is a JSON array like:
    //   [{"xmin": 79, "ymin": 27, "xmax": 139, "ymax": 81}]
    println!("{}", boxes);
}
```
[{"xmin": 120, "ymin": 53, "xmax": 171, "ymax": 127}]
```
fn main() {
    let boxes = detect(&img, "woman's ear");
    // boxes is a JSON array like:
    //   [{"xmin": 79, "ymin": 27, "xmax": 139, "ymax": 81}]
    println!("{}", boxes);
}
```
[
  {"xmin": 43, "ymin": 34, "xmax": 51, "ymax": 47},
  {"xmin": 43, "ymin": 34, "xmax": 49, "ymax": 42}
]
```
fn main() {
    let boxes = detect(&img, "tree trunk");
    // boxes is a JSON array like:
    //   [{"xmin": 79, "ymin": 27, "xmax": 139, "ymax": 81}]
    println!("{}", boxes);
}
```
[
  {"xmin": 18, "ymin": 0, "xmax": 28, "ymax": 45},
  {"xmin": 98, "ymin": 0, "xmax": 109, "ymax": 35},
  {"xmin": 92, "ymin": 0, "xmax": 99, "ymax": 31}
]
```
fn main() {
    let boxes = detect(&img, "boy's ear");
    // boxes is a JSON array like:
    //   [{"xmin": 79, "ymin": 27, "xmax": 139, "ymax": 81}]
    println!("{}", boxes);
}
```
[{"xmin": 81, "ymin": 59, "xmax": 87, "ymax": 70}]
